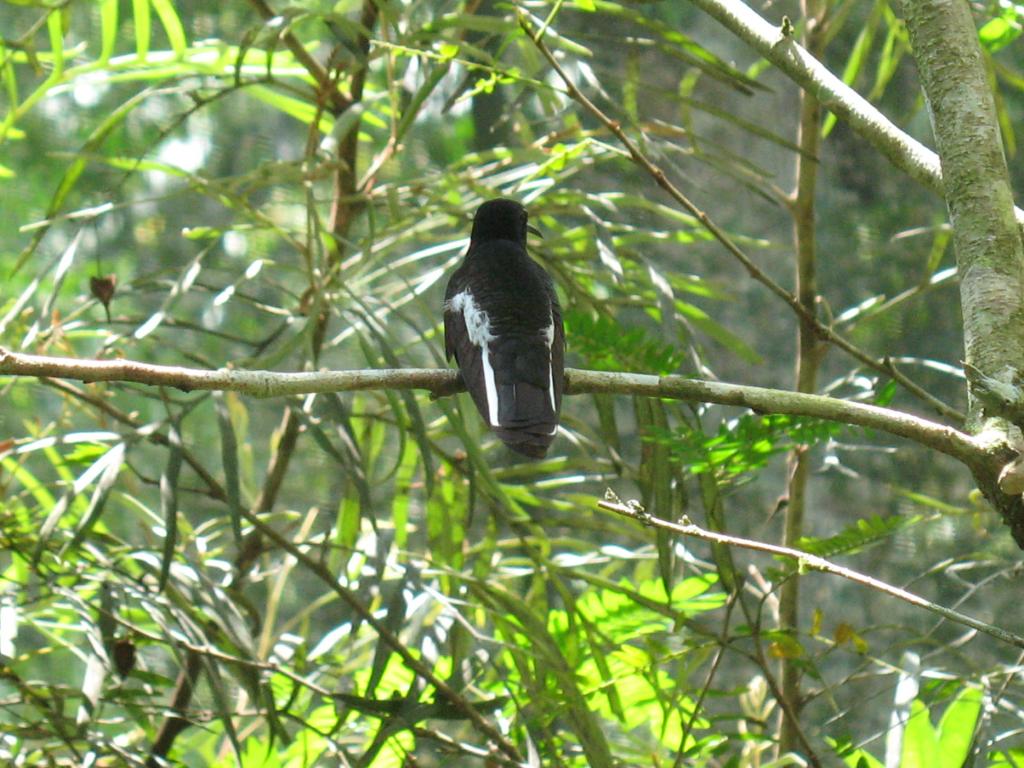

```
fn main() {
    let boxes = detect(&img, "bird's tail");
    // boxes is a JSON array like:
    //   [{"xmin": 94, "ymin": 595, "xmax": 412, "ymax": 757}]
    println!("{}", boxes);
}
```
[{"xmin": 494, "ymin": 381, "xmax": 558, "ymax": 458}]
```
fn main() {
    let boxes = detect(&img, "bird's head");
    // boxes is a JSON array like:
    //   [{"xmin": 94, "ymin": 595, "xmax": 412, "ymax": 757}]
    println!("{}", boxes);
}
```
[{"xmin": 470, "ymin": 198, "xmax": 541, "ymax": 244}]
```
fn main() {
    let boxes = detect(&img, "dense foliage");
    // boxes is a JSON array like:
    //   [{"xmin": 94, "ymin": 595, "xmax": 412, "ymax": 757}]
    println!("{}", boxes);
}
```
[{"xmin": 3, "ymin": 0, "xmax": 1024, "ymax": 765}]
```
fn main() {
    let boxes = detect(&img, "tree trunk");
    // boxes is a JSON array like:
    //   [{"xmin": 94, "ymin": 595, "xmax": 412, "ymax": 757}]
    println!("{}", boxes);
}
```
[
  {"xmin": 903, "ymin": 0, "xmax": 1024, "ymax": 418},
  {"xmin": 903, "ymin": 0, "xmax": 1024, "ymax": 545}
]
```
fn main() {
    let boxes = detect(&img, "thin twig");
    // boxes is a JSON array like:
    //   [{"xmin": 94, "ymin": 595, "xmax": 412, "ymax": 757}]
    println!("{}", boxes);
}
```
[
  {"xmin": 519, "ymin": 13, "xmax": 962, "ymax": 423},
  {"xmin": 246, "ymin": 0, "xmax": 352, "ymax": 114},
  {"xmin": 597, "ymin": 494, "xmax": 1024, "ymax": 650},
  {"xmin": 675, "ymin": 592, "xmax": 738, "ymax": 767},
  {"xmin": 779, "ymin": 0, "xmax": 826, "ymax": 752}
]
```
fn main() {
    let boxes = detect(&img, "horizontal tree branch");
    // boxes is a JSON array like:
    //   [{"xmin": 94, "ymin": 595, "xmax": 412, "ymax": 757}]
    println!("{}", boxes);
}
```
[
  {"xmin": 0, "ymin": 347, "xmax": 982, "ymax": 464},
  {"xmin": 598, "ymin": 493, "xmax": 1024, "ymax": 650}
]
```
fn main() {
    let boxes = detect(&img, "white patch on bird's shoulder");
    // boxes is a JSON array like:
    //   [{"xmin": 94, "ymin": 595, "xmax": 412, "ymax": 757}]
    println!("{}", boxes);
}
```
[
  {"xmin": 446, "ymin": 290, "xmax": 495, "ymax": 345},
  {"xmin": 447, "ymin": 290, "xmax": 499, "ymax": 426}
]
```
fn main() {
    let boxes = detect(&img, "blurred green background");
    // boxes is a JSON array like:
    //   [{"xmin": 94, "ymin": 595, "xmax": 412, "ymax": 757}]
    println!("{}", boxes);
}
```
[{"xmin": 2, "ymin": 0, "xmax": 1022, "ymax": 765}]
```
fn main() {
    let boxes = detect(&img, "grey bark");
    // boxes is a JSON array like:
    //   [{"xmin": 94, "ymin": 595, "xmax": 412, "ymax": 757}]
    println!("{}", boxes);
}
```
[{"xmin": 903, "ymin": 0, "xmax": 1024, "ymax": 542}]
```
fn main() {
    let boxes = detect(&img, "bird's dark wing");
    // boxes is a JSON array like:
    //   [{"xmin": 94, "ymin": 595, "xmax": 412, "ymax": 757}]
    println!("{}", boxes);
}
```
[{"xmin": 443, "ymin": 272, "xmax": 462, "ymax": 363}]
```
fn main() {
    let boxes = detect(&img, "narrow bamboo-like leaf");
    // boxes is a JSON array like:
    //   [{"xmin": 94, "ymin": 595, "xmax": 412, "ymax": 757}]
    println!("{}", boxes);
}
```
[
  {"xmin": 214, "ymin": 392, "xmax": 243, "ymax": 545},
  {"xmin": 422, "ymin": 13, "xmax": 518, "ymax": 34},
  {"xmin": 580, "ymin": 618, "xmax": 625, "ymax": 720},
  {"xmin": 99, "ymin": 0, "xmax": 119, "ymax": 62},
  {"xmin": 434, "ymin": 399, "xmax": 526, "ymax": 520},
  {"xmin": 822, "ymin": 0, "xmax": 883, "ymax": 138},
  {"xmin": 247, "ymin": 85, "xmax": 334, "ymax": 132},
  {"xmin": 869, "ymin": 10, "xmax": 908, "ymax": 101},
  {"xmin": 353, "ymin": 317, "xmax": 435, "ymax": 492},
  {"xmin": 65, "ymin": 443, "xmax": 126, "ymax": 553},
  {"xmin": 675, "ymin": 96, "xmax": 809, "ymax": 155},
  {"xmin": 391, "ymin": 440, "xmax": 418, "ymax": 551},
  {"xmin": 0, "ymin": 602, "xmax": 17, "ymax": 659},
  {"xmin": 47, "ymin": 9, "xmax": 66, "ymax": 79},
  {"xmin": 336, "ymin": 492, "xmax": 361, "ymax": 551},
  {"xmin": 646, "ymin": 400, "xmax": 675, "ymax": 594},
  {"xmin": 76, "ymin": 653, "xmax": 107, "ymax": 725},
  {"xmin": 592, "ymin": 393, "xmax": 621, "ymax": 456},
  {"xmin": 202, "ymin": 655, "xmax": 245, "ymax": 761},
  {"xmin": 97, "ymin": 582, "xmax": 117, "ymax": 657},
  {"xmin": 132, "ymin": 0, "xmax": 151, "ymax": 61},
  {"xmin": 697, "ymin": 471, "xmax": 741, "ymax": 593},
  {"xmin": 0, "ymin": 38, "xmax": 17, "ymax": 113},
  {"xmin": 396, "ymin": 60, "xmax": 451, "ymax": 141},
  {"xmin": 33, "ymin": 439, "xmax": 126, "ymax": 564},
  {"xmin": 365, "ymin": 578, "xmax": 408, "ymax": 698},
  {"xmin": 317, "ymin": 395, "xmax": 372, "ymax": 513},
  {"xmin": 150, "ymin": 0, "xmax": 187, "ymax": 58},
  {"xmin": 134, "ymin": 245, "xmax": 210, "ymax": 340},
  {"xmin": 994, "ymin": 76, "xmax": 1017, "ymax": 158},
  {"xmin": 677, "ymin": 302, "xmax": 762, "ymax": 363},
  {"xmin": 924, "ymin": 227, "xmax": 951, "ymax": 276},
  {"xmin": 14, "ymin": 89, "xmax": 152, "ymax": 273},
  {"xmin": 590, "ymin": 0, "xmax": 763, "ymax": 92},
  {"xmin": 21, "ymin": 229, "xmax": 82, "ymax": 348},
  {"xmin": 158, "ymin": 423, "xmax": 183, "ymax": 592}
]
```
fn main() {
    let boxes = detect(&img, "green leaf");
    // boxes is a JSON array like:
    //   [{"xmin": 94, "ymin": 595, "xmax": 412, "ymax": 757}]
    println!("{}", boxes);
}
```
[
  {"xmin": 100, "ymin": 0, "xmax": 119, "ymax": 62},
  {"xmin": 936, "ymin": 686, "xmax": 982, "ymax": 768},
  {"xmin": 337, "ymin": 490, "xmax": 361, "ymax": 551},
  {"xmin": 365, "ymin": 578, "xmax": 409, "ymax": 697},
  {"xmin": 65, "ymin": 443, "xmax": 126, "ymax": 553},
  {"xmin": 247, "ymin": 85, "xmax": 334, "ymax": 133},
  {"xmin": 874, "ymin": 378, "xmax": 897, "ymax": 406},
  {"xmin": 150, "ymin": 0, "xmax": 187, "ymax": 57},
  {"xmin": 829, "ymin": 736, "xmax": 884, "ymax": 768},
  {"xmin": 214, "ymin": 392, "xmax": 243, "ymax": 546},
  {"xmin": 980, "ymin": 15, "xmax": 1022, "ymax": 52},
  {"xmin": 158, "ymin": 423, "xmax": 183, "ymax": 592},
  {"xmin": 823, "ymin": 0, "xmax": 884, "ymax": 138},
  {"xmin": 47, "ymin": 9, "xmax": 66, "ymax": 78},
  {"xmin": 902, "ymin": 699, "xmax": 939, "ymax": 768},
  {"xmin": 797, "ymin": 513, "xmax": 919, "ymax": 559},
  {"xmin": 132, "ymin": 0, "xmax": 151, "ymax": 61},
  {"xmin": 567, "ymin": 309, "xmax": 687, "ymax": 375}
]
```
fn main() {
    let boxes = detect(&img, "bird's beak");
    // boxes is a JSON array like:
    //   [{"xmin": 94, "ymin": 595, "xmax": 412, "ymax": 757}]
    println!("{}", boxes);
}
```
[{"xmin": 527, "ymin": 224, "xmax": 543, "ymax": 239}]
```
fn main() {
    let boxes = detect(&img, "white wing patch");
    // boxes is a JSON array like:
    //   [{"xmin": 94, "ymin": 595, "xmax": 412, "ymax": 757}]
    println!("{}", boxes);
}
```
[
  {"xmin": 543, "ymin": 319, "xmax": 556, "ymax": 412},
  {"xmin": 447, "ymin": 290, "xmax": 495, "ymax": 346},
  {"xmin": 447, "ymin": 290, "xmax": 500, "ymax": 426},
  {"xmin": 480, "ymin": 346, "xmax": 499, "ymax": 426}
]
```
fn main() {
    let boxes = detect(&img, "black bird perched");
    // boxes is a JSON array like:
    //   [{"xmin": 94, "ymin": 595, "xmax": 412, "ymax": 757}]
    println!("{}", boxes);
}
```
[{"xmin": 444, "ymin": 199, "xmax": 565, "ymax": 458}]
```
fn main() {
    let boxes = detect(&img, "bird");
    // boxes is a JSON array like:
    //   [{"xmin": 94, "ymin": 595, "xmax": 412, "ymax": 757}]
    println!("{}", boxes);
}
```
[{"xmin": 444, "ymin": 199, "xmax": 565, "ymax": 458}]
